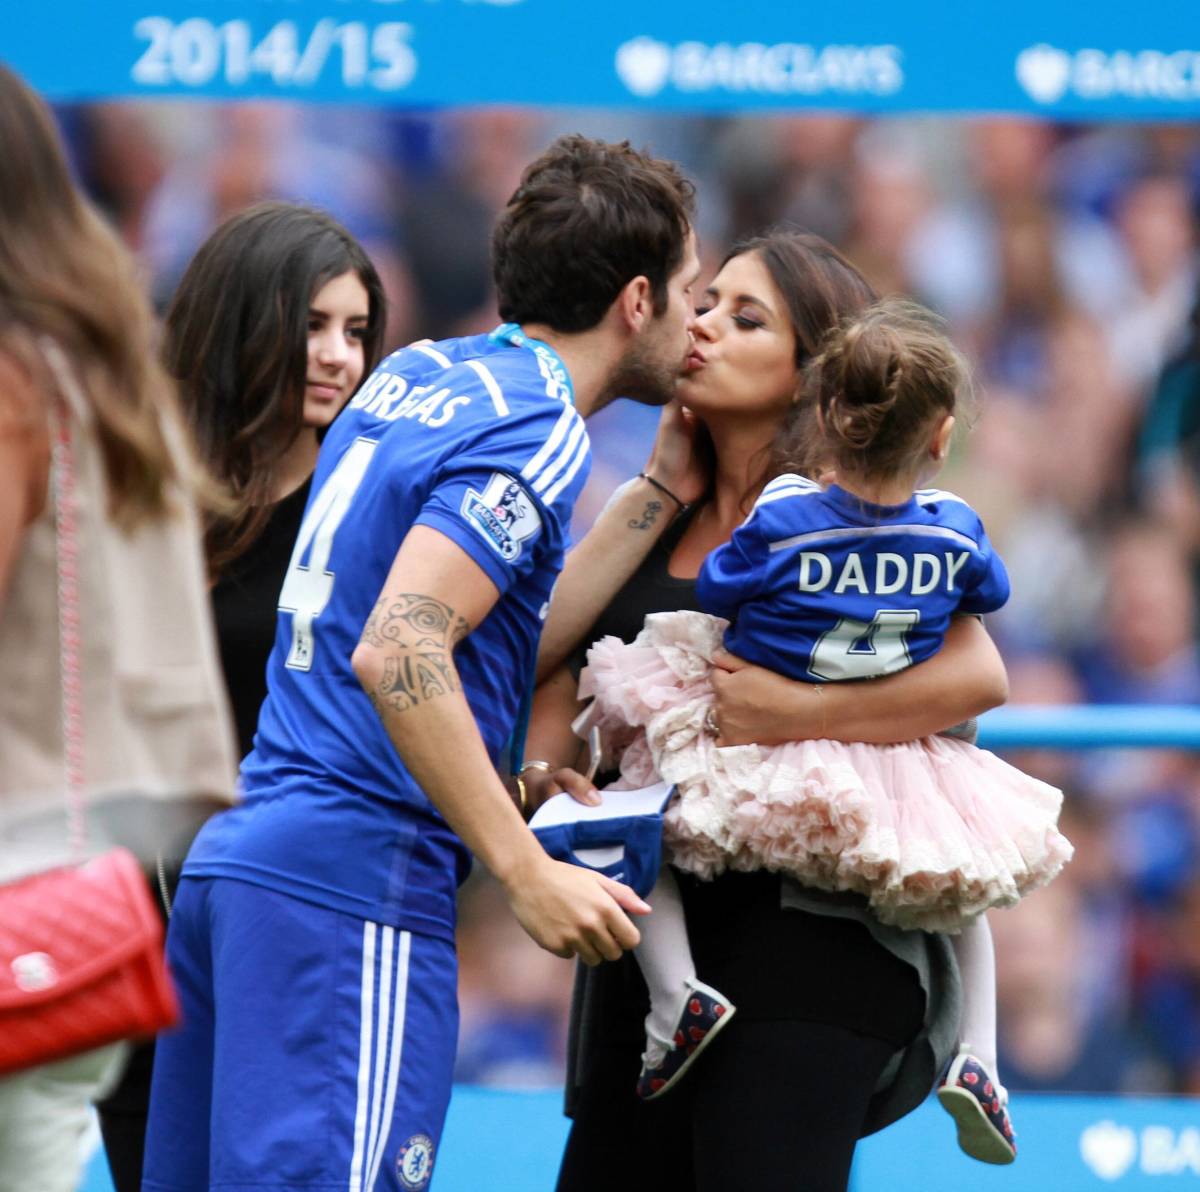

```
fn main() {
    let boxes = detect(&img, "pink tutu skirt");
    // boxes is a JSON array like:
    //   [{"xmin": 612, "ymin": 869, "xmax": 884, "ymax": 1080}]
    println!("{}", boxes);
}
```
[{"xmin": 578, "ymin": 611, "xmax": 1073, "ymax": 933}]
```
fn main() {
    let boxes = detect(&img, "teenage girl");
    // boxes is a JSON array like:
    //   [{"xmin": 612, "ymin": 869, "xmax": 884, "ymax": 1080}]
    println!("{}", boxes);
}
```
[
  {"xmin": 574, "ymin": 298, "xmax": 1072, "ymax": 1165},
  {"xmin": 95, "ymin": 201, "xmax": 386, "ymax": 1192},
  {"xmin": 167, "ymin": 200, "xmax": 388, "ymax": 754}
]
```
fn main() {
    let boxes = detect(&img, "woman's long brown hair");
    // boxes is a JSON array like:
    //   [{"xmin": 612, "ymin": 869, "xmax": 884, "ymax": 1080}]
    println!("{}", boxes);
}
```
[
  {"xmin": 0, "ymin": 65, "xmax": 197, "ymax": 528},
  {"xmin": 691, "ymin": 230, "xmax": 879, "ymax": 509}
]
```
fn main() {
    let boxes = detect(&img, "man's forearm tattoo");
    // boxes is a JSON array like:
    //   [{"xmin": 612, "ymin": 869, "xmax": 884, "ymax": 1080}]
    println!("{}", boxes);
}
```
[
  {"xmin": 360, "ymin": 593, "xmax": 471, "ymax": 715},
  {"xmin": 628, "ymin": 499, "xmax": 663, "ymax": 531}
]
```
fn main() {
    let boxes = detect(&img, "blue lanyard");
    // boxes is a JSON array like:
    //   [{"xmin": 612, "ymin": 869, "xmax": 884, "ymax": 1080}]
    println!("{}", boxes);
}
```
[{"xmin": 488, "ymin": 322, "xmax": 575, "ymax": 406}]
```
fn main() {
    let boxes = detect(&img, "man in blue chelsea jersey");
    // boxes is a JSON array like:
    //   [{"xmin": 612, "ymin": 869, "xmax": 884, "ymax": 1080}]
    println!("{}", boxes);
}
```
[{"xmin": 143, "ymin": 136, "xmax": 701, "ymax": 1192}]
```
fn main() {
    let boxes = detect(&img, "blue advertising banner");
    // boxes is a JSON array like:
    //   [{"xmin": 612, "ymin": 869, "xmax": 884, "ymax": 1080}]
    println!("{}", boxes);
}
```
[
  {"xmin": 6, "ymin": 0, "xmax": 1200, "ymax": 118},
  {"xmin": 852, "ymin": 1094, "xmax": 1200, "ymax": 1190},
  {"xmin": 79, "ymin": 1087, "xmax": 1200, "ymax": 1191}
]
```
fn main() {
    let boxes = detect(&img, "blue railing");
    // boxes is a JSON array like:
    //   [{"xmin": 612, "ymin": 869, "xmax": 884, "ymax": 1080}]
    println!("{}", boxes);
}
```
[{"xmin": 979, "ymin": 704, "xmax": 1200, "ymax": 750}]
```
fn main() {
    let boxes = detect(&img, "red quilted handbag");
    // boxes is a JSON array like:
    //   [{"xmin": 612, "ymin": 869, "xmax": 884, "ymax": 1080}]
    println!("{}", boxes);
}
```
[
  {"xmin": 0, "ymin": 366, "xmax": 180, "ymax": 1075},
  {"xmin": 0, "ymin": 848, "xmax": 178, "ymax": 1075}
]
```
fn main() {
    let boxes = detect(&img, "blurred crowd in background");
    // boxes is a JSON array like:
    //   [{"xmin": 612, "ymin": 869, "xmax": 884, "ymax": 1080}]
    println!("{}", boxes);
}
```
[{"xmin": 57, "ymin": 101, "xmax": 1200, "ymax": 1098}]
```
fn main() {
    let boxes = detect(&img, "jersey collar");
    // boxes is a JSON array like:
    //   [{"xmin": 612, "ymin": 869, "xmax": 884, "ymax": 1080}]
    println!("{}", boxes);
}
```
[
  {"xmin": 822, "ymin": 482, "xmax": 919, "ymax": 523},
  {"xmin": 488, "ymin": 323, "xmax": 575, "ymax": 406}
]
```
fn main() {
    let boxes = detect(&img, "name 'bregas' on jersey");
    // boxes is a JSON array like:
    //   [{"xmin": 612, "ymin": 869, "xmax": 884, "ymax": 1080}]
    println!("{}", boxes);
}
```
[
  {"xmin": 347, "ymin": 364, "xmax": 473, "ymax": 428},
  {"xmin": 275, "ymin": 331, "xmax": 590, "ymax": 674}
]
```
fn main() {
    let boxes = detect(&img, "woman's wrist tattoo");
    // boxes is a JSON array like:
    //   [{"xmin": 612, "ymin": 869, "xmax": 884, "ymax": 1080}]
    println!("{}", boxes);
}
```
[{"xmin": 628, "ymin": 499, "xmax": 663, "ymax": 530}]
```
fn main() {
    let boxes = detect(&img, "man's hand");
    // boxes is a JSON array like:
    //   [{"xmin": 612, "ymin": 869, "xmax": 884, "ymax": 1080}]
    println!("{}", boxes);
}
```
[{"xmin": 502, "ymin": 855, "xmax": 649, "ymax": 965}]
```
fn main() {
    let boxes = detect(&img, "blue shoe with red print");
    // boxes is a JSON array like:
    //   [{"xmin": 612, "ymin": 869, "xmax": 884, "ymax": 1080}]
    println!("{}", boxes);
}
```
[
  {"xmin": 937, "ymin": 1050, "xmax": 1017, "ymax": 1165},
  {"xmin": 636, "ymin": 980, "xmax": 736, "ymax": 1101}
]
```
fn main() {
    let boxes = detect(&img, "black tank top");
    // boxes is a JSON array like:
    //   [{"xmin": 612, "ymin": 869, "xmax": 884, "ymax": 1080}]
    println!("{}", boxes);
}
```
[{"xmin": 210, "ymin": 478, "xmax": 312, "ymax": 759}]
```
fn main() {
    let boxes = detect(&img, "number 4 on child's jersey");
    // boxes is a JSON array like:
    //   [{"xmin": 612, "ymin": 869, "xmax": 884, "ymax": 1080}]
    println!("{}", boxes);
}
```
[
  {"xmin": 808, "ymin": 608, "xmax": 921, "ymax": 681},
  {"xmin": 279, "ymin": 437, "xmax": 379, "ymax": 672}
]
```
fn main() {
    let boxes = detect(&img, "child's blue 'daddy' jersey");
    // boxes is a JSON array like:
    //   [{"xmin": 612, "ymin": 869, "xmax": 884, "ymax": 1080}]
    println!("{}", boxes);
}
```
[
  {"xmin": 697, "ymin": 475, "xmax": 1009, "ymax": 684},
  {"xmin": 185, "ymin": 326, "xmax": 591, "ymax": 941}
]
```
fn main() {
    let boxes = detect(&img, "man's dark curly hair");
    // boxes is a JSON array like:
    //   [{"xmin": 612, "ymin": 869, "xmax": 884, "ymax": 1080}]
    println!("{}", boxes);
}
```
[{"xmin": 491, "ymin": 134, "xmax": 695, "ymax": 334}]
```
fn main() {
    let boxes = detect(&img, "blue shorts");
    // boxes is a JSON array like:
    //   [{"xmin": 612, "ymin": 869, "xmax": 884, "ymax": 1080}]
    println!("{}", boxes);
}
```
[{"xmin": 144, "ymin": 876, "xmax": 457, "ymax": 1192}]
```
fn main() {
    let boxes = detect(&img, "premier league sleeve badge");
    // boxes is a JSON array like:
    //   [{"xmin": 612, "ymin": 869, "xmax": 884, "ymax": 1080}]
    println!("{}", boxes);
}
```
[{"xmin": 460, "ymin": 471, "xmax": 543, "ymax": 562}]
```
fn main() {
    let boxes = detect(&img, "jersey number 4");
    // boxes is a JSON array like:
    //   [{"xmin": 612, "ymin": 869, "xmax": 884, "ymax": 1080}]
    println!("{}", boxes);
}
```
[
  {"xmin": 279, "ymin": 437, "xmax": 379, "ymax": 671},
  {"xmin": 808, "ymin": 609, "xmax": 921, "ymax": 681}
]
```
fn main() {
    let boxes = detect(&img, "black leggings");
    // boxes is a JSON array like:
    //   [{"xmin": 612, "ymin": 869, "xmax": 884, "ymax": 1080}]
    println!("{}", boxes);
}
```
[{"xmin": 558, "ymin": 1017, "xmax": 897, "ymax": 1192}]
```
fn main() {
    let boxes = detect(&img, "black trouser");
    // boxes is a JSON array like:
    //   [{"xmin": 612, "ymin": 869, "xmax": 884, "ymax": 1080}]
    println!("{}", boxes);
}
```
[
  {"xmin": 95, "ymin": 1038, "xmax": 156, "ymax": 1192},
  {"xmin": 558, "ymin": 1017, "xmax": 898, "ymax": 1192}
]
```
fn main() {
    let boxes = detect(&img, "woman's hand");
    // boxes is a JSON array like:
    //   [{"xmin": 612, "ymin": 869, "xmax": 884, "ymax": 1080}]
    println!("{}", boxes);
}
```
[
  {"xmin": 643, "ymin": 400, "xmax": 708, "ymax": 507},
  {"xmin": 520, "ymin": 765, "xmax": 600, "ymax": 817},
  {"xmin": 709, "ymin": 617, "xmax": 1008, "ymax": 747},
  {"xmin": 709, "ymin": 649, "xmax": 824, "ymax": 746},
  {"xmin": 535, "ymin": 411, "xmax": 708, "ymax": 681}
]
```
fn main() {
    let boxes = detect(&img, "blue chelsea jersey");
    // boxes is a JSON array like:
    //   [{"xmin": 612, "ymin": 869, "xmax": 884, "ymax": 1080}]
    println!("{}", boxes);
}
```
[
  {"xmin": 185, "ymin": 328, "xmax": 591, "ymax": 939},
  {"xmin": 697, "ymin": 475, "xmax": 1010, "ymax": 684}
]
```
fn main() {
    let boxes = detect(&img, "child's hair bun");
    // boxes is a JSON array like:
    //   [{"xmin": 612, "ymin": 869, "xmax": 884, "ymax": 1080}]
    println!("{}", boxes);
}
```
[{"xmin": 808, "ymin": 298, "xmax": 969, "ymax": 479}]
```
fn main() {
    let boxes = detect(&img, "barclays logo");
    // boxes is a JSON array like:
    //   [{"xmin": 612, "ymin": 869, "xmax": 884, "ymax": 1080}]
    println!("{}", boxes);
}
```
[
  {"xmin": 616, "ymin": 36, "xmax": 903, "ymax": 99},
  {"xmin": 1082, "ymin": 1121, "xmax": 1138, "ymax": 1181},
  {"xmin": 1017, "ymin": 43, "xmax": 1200, "ymax": 104},
  {"xmin": 616, "ymin": 37, "xmax": 672, "ymax": 97},
  {"xmin": 1080, "ymin": 1120, "xmax": 1200, "ymax": 1180},
  {"xmin": 1016, "ymin": 44, "xmax": 1072, "ymax": 103}
]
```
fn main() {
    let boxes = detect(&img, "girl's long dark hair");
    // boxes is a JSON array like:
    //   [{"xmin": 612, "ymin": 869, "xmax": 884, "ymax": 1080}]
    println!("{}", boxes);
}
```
[{"xmin": 165, "ymin": 201, "xmax": 386, "ymax": 573}]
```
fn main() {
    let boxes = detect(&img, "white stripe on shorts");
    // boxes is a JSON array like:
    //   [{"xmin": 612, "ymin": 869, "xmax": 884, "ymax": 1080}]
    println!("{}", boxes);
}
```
[
  {"xmin": 348, "ymin": 925, "xmax": 413, "ymax": 1192},
  {"xmin": 367, "ymin": 931, "xmax": 412, "ymax": 1189},
  {"xmin": 364, "ymin": 927, "xmax": 396, "ymax": 1186},
  {"xmin": 348, "ymin": 923, "xmax": 377, "ymax": 1192}
]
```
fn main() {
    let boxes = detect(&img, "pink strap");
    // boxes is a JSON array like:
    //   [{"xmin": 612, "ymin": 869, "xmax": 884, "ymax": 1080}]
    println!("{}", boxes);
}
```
[{"xmin": 44, "ymin": 342, "xmax": 87, "ymax": 859}]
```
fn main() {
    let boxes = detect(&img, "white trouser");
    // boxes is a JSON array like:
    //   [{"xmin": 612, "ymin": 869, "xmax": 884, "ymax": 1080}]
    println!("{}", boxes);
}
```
[{"xmin": 0, "ymin": 1043, "xmax": 127, "ymax": 1192}]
